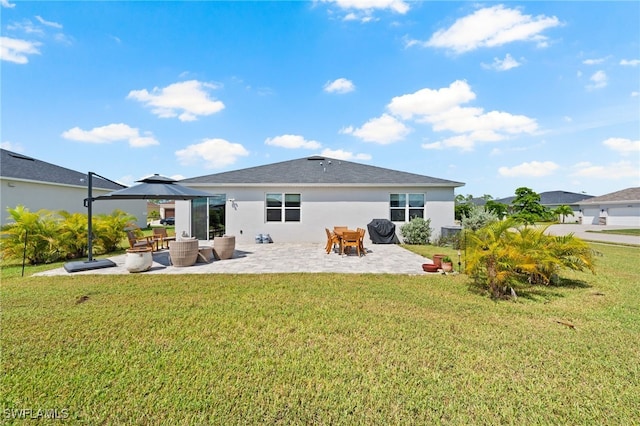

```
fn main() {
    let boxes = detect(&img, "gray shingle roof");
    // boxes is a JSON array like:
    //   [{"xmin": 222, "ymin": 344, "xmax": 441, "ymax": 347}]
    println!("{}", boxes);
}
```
[
  {"xmin": 181, "ymin": 156, "xmax": 465, "ymax": 186},
  {"xmin": 579, "ymin": 187, "xmax": 640, "ymax": 204},
  {"xmin": 496, "ymin": 190, "xmax": 594, "ymax": 206},
  {"xmin": 1, "ymin": 149, "xmax": 124, "ymax": 190}
]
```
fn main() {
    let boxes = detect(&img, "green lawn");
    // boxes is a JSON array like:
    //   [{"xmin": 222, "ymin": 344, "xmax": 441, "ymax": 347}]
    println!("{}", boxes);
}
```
[
  {"xmin": 586, "ymin": 228, "xmax": 640, "ymax": 236},
  {"xmin": 2, "ymin": 244, "xmax": 639, "ymax": 424}
]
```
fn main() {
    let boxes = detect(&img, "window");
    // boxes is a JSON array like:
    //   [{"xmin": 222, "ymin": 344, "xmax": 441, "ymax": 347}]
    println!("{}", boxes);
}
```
[
  {"xmin": 390, "ymin": 193, "xmax": 425, "ymax": 221},
  {"xmin": 266, "ymin": 193, "xmax": 301, "ymax": 222}
]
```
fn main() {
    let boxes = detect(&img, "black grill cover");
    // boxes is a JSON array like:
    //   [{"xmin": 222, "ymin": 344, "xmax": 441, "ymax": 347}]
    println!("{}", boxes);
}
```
[{"xmin": 367, "ymin": 219, "xmax": 399, "ymax": 244}]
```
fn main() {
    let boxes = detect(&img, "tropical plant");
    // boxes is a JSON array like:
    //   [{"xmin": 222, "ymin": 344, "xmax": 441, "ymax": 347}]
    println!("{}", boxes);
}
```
[
  {"xmin": 553, "ymin": 205, "xmax": 574, "ymax": 223},
  {"xmin": 0, "ymin": 205, "xmax": 61, "ymax": 264},
  {"xmin": 400, "ymin": 217, "xmax": 432, "ymax": 245},
  {"xmin": 93, "ymin": 210, "xmax": 138, "ymax": 253},
  {"xmin": 57, "ymin": 211, "xmax": 88, "ymax": 259},
  {"xmin": 465, "ymin": 219, "xmax": 596, "ymax": 298},
  {"xmin": 485, "ymin": 200, "xmax": 508, "ymax": 218}
]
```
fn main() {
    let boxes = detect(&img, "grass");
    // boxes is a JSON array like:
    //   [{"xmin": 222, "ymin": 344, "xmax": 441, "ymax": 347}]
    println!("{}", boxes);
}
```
[
  {"xmin": 2, "ymin": 244, "xmax": 639, "ymax": 424},
  {"xmin": 586, "ymin": 228, "xmax": 640, "ymax": 236}
]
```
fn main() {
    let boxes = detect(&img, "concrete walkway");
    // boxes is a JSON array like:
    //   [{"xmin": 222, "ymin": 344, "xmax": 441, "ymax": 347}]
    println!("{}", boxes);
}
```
[{"xmin": 35, "ymin": 243, "xmax": 437, "ymax": 276}]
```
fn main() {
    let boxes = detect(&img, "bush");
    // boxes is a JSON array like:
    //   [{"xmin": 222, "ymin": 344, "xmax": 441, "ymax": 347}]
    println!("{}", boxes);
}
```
[
  {"xmin": 462, "ymin": 205, "xmax": 498, "ymax": 231},
  {"xmin": 1, "ymin": 205, "xmax": 137, "ymax": 263},
  {"xmin": 400, "ymin": 217, "xmax": 432, "ymax": 245}
]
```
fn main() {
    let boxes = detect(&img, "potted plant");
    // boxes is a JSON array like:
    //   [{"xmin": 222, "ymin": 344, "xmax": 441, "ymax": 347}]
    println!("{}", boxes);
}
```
[{"xmin": 441, "ymin": 256, "xmax": 453, "ymax": 272}]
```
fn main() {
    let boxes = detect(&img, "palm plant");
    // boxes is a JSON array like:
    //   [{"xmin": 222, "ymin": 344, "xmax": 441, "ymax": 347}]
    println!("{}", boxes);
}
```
[
  {"xmin": 465, "ymin": 220, "xmax": 597, "ymax": 298},
  {"xmin": 93, "ymin": 209, "xmax": 138, "ymax": 253},
  {"xmin": 0, "ymin": 205, "xmax": 61, "ymax": 264},
  {"xmin": 553, "ymin": 205, "xmax": 574, "ymax": 223},
  {"xmin": 57, "ymin": 211, "xmax": 88, "ymax": 259}
]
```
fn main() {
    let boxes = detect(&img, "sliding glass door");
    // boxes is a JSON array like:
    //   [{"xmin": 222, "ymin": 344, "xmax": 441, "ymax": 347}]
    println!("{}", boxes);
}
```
[{"xmin": 191, "ymin": 195, "xmax": 226, "ymax": 240}]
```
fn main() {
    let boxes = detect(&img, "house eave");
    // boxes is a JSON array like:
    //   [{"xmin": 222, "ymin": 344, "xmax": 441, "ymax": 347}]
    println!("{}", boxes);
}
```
[{"xmin": 182, "ymin": 182, "xmax": 465, "ymax": 188}]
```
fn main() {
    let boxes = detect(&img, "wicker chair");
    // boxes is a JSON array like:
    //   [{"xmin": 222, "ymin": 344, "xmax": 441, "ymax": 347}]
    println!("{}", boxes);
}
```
[{"xmin": 169, "ymin": 238, "xmax": 199, "ymax": 267}]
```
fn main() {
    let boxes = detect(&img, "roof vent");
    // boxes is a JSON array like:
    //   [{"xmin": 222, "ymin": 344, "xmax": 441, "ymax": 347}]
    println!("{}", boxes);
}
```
[{"xmin": 307, "ymin": 156, "xmax": 325, "ymax": 161}]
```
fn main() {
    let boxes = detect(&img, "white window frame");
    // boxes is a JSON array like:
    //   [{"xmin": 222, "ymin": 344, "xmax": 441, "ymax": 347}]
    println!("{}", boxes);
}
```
[
  {"xmin": 266, "ymin": 193, "xmax": 301, "ymax": 222},
  {"xmin": 390, "ymin": 193, "xmax": 425, "ymax": 222}
]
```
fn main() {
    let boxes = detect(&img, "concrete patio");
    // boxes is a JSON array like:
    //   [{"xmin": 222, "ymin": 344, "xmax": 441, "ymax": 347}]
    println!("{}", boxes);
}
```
[{"xmin": 35, "ymin": 242, "xmax": 437, "ymax": 276}]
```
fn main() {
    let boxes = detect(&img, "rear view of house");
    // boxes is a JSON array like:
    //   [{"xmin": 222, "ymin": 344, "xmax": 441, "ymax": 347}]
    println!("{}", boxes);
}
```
[{"xmin": 175, "ymin": 156, "xmax": 465, "ymax": 244}]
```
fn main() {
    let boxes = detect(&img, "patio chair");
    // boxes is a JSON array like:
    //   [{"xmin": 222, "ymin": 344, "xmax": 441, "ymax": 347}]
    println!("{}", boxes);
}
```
[
  {"xmin": 357, "ymin": 227, "xmax": 367, "ymax": 255},
  {"xmin": 341, "ymin": 230, "xmax": 362, "ymax": 257},
  {"xmin": 153, "ymin": 227, "xmax": 176, "ymax": 249},
  {"xmin": 325, "ymin": 228, "xmax": 339, "ymax": 254},
  {"xmin": 126, "ymin": 230, "xmax": 156, "ymax": 251}
]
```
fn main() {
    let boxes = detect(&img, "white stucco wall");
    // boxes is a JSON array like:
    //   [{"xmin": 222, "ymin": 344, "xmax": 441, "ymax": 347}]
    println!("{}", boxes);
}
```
[
  {"xmin": 0, "ymin": 178, "xmax": 147, "ymax": 228},
  {"xmin": 176, "ymin": 185, "xmax": 456, "ymax": 244}
]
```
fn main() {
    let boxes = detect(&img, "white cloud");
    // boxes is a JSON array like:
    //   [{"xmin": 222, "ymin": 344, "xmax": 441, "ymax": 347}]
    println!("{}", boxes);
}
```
[
  {"xmin": 321, "ymin": 0, "xmax": 409, "ymax": 14},
  {"xmin": 0, "ymin": 141, "xmax": 25, "ymax": 152},
  {"xmin": 385, "ymin": 80, "xmax": 537, "ymax": 151},
  {"xmin": 620, "ymin": 59, "xmax": 640, "ymax": 67},
  {"xmin": 632, "ymin": 91, "xmax": 639, "ymax": 97},
  {"xmin": 61, "ymin": 123, "xmax": 159, "ymax": 148},
  {"xmin": 320, "ymin": 0, "xmax": 408, "ymax": 22},
  {"xmin": 422, "ymin": 5, "xmax": 560, "ymax": 54},
  {"xmin": 387, "ymin": 80, "xmax": 476, "ymax": 120},
  {"xmin": 1, "ymin": 0, "xmax": 15, "ymax": 8},
  {"xmin": 571, "ymin": 161, "xmax": 640, "ymax": 179},
  {"xmin": 265, "ymin": 134, "xmax": 322, "ymax": 149},
  {"xmin": 603, "ymin": 137, "xmax": 640, "ymax": 155},
  {"xmin": 498, "ymin": 161, "xmax": 559, "ymax": 177},
  {"xmin": 587, "ymin": 70, "xmax": 607, "ymax": 90},
  {"xmin": 342, "ymin": 113, "xmax": 411, "ymax": 144},
  {"xmin": 482, "ymin": 53, "xmax": 522, "ymax": 71},
  {"xmin": 176, "ymin": 138, "xmax": 249, "ymax": 169},
  {"xmin": 35, "ymin": 16, "xmax": 63, "ymax": 29},
  {"xmin": 583, "ymin": 57, "xmax": 607, "ymax": 65},
  {"xmin": 127, "ymin": 80, "xmax": 225, "ymax": 121},
  {"xmin": 320, "ymin": 148, "xmax": 371, "ymax": 161},
  {"xmin": 324, "ymin": 78, "xmax": 355, "ymax": 94},
  {"xmin": 0, "ymin": 36, "xmax": 41, "ymax": 64}
]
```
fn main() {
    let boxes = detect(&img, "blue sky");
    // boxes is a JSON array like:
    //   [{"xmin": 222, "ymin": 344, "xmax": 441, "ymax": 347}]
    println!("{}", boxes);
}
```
[{"xmin": 2, "ymin": 0, "xmax": 639, "ymax": 198}]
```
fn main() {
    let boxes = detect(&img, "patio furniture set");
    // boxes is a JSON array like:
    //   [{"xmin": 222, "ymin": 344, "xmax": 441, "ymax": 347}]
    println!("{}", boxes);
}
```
[
  {"xmin": 125, "ymin": 229, "xmax": 236, "ymax": 272},
  {"xmin": 325, "ymin": 226, "xmax": 367, "ymax": 256}
]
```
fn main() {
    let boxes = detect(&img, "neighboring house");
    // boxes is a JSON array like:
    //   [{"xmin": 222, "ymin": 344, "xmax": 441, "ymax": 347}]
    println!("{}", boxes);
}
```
[
  {"xmin": 578, "ymin": 187, "xmax": 640, "ymax": 226},
  {"xmin": 0, "ymin": 149, "xmax": 146, "ymax": 228},
  {"xmin": 176, "ymin": 155, "xmax": 464, "ymax": 244},
  {"xmin": 496, "ymin": 190, "xmax": 594, "ymax": 223}
]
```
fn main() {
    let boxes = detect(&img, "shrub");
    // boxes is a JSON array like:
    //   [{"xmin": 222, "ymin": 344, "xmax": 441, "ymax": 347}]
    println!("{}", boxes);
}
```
[
  {"xmin": 0, "ymin": 205, "xmax": 61, "ymax": 264},
  {"xmin": 400, "ymin": 217, "xmax": 432, "ymax": 245},
  {"xmin": 93, "ymin": 210, "xmax": 138, "ymax": 253},
  {"xmin": 465, "ymin": 219, "xmax": 596, "ymax": 298},
  {"xmin": 462, "ymin": 205, "xmax": 498, "ymax": 231}
]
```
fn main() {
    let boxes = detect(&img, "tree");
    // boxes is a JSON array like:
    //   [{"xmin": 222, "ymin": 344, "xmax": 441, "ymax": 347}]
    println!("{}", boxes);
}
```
[
  {"xmin": 455, "ymin": 193, "xmax": 474, "ymax": 221},
  {"xmin": 553, "ymin": 205, "xmax": 574, "ymax": 223},
  {"xmin": 510, "ymin": 187, "xmax": 549, "ymax": 224},
  {"xmin": 485, "ymin": 200, "xmax": 508, "ymax": 218}
]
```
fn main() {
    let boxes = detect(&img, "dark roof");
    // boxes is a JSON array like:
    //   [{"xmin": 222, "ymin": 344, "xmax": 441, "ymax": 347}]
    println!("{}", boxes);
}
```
[
  {"xmin": 181, "ymin": 156, "xmax": 465, "ymax": 186},
  {"xmin": 496, "ymin": 190, "xmax": 594, "ymax": 206},
  {"xmin": 580, "ymin": 187, "xmax": 640, "ymax": 204},
  {"xmin": 1, "ymin": 149, "xmax": 124, "ymax": 190}
]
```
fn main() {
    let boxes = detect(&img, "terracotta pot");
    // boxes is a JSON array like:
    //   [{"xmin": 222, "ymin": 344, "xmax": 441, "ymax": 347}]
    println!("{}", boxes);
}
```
[
  {"xmin": 125, "ymin": 247, "xmax": 153, "ymax": 273},
  {"xmin": 422, "ymin": 263, "xmax": 439, "ymax": 273},
  {"xmin": 441, "ymin": 262, "xmax": 453, "ymax": 272},
  {"xmin": 432, "ymin": 254, "xmax": 447, "ymax": 268}
]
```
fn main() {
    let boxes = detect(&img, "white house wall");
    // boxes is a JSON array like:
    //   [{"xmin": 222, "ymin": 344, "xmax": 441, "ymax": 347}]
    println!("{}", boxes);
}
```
[
  {"xmin": 176, "ymin": 185, "xmax": 456, "ymax": 244},
  {"xmin": 0, "ymin": 179, "xmax": 147, "ymax": 228},
  {"xmin": 580, "ymin": 204, "xmax": 640, "ymax": 226}
]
